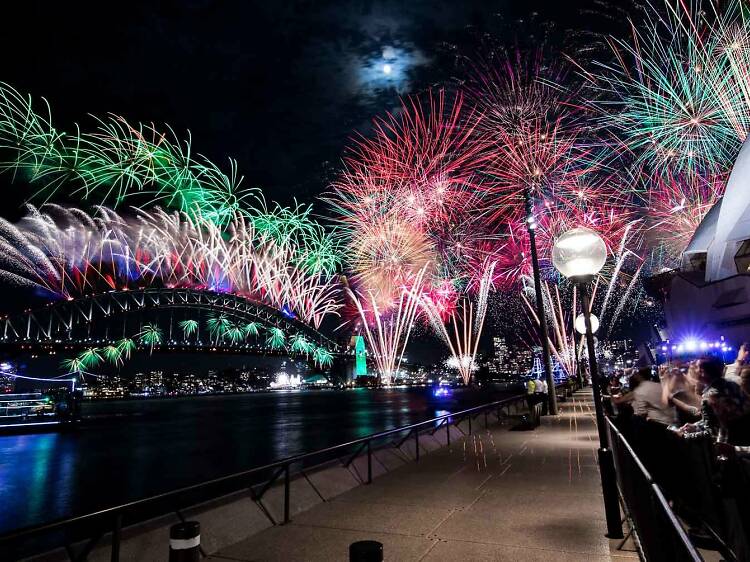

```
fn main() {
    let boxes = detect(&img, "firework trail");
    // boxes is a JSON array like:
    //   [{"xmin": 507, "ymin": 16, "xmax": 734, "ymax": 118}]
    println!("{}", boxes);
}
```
[
  {"xmin": 347, "ymin": 268, "xmax": 427, "ymax": 385},
  {"xmin": 607, "ymin": 262, "xmax": 645, "ymax": 338},
  {"xmin": 328, "ymin": 89, "xmax": 495, "ymax": 380},
  {"xmin": 522, "ymin": 282, "xmax": 576, "ymax": 378},
  {"xmin": 600, "ymin": 221, "xmax": 640, "ymax": 320},
  {"xmin": 422, "ymin": 262, "xmax": 497, "ymax": 385},
  {"xmin": 520, "ymin": 224, "xmax": 644, "ymax": 374}
]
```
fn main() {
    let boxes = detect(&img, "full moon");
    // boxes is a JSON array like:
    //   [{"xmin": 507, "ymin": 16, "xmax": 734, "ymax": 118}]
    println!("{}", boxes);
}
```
[{"xmin": 382, "ymin": 63, "xmax": 393, "ymax": 75}]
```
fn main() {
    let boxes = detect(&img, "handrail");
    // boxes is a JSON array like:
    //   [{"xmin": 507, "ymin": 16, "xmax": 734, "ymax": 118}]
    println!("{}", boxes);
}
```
[
  {"xmin": 0, "ymin": 390, "xmax": 534, "ymax": 558},
  {"xmin": 605, "ymin": 417, "xmax": 703, "ymax": 562}
]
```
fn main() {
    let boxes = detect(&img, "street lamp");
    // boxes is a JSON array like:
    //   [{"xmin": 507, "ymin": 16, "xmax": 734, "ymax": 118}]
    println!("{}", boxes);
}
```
[
  {"xmin": 552, "ymin": 227, "xmax": 622, "ymax": 539},
  {"xmin": 524, "ymin": 188, "xmax": 558, "ymax": 415}
]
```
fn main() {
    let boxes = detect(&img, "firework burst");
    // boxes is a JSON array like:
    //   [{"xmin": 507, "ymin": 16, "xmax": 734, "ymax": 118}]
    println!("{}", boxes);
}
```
[
  {"xmin": 645, "ymin": 171, "xmax": 724, "ymax": 261},
  {"xmin": 0, "ymin": 204, "xmax": 342, "ymax": 328},
  {"xmin": 0, "ymin": 82, "xmax": 252, "ymax": 224},
  {"xmin": 589, "ymin": 1, "xmax": 750, "ymax": 176}
]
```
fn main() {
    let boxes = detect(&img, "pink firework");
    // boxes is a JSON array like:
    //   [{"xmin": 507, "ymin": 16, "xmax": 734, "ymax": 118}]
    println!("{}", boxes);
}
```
[
  {"xmin": 493, "ymin": 196, "xmax": 638, "ymax": 288},
  {"xmin": 646, "ymin": 171, "xmax": 725, "ymax": 259},
  {"xmin": 466, "ymin": 52, "xmax": 642, "ymax": 288},
  {"xmin": 421, "ymin": 277, "xmax": 460, "ymax": 322},
  {"xmin": 481, "ymin": 118, "xmax": 601, "ymax": 225},
  {"xmin": 329, "ymin": 89, "xmax": 488, "ymax": 238}
]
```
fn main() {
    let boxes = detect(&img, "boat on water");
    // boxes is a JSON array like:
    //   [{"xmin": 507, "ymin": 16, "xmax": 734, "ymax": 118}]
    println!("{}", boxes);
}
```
[{"xmin": 0, "ymin": 389, "xmax": 82, "ymax": 434}]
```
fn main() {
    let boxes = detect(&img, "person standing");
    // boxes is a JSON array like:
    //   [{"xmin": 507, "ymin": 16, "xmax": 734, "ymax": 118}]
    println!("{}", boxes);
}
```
[
  {"xmin": 662, "ymin": 365, "xmax": 701, "ymax": 424},
  {"xmin": 613, "ymin": 367, "xmax": 676, "ymax": 425},
  {"xmin": 724, "ymin": 342, "xmax": 749, "ymax": 385},
  {"xmin": 681, "ymin": 356, "xmax": 750, "ymax": 442}
]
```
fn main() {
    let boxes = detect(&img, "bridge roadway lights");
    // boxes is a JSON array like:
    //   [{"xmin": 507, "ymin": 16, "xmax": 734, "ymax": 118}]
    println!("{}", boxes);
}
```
[{"xmin": 1, "ymin": 288, "xmax": 339, "ymax": 353}]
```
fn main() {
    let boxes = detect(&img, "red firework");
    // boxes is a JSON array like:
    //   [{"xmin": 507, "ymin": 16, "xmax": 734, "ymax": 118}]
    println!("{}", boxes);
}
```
[
  {"xmin": 493, "ymin": 195, "xmax": 639, "ymax": 288},
  {"xmin": 329, "ymin": 89, "xmax": 488, "ymax": 235},
  {"xmin": 328, "ymin": 88, "xmax": 493, "ymax": 302},
  {"xmin": 646, "ymin": 171, "xmax": 725, "ymax": 259},
  {"xmin": 465, "ymin": 52, "xmax": 640, "ymax": 288}
]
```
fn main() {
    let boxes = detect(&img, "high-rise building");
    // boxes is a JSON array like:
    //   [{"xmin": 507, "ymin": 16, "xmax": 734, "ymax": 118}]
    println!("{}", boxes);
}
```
[{"xmin": 493, "ymin": 336, "xmax": 508, "ymax": 363}]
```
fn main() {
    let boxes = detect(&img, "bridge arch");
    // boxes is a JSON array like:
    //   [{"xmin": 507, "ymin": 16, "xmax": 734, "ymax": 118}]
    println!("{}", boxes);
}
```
[{"xmin": 0, "ymin": 288, "xmax": 339, "ymax": 354}]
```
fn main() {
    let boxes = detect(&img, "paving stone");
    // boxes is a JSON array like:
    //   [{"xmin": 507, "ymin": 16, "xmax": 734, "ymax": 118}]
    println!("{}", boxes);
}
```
[
  {"xmin": 214, "ymin": 391, "xmax": 631, "ymax": 562},
  {"xmin": 215, "ymin": 524, "xmax": 435, "ymax": 561}
]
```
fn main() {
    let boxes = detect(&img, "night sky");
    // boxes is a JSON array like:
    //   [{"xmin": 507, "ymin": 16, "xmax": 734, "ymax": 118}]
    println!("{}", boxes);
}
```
[
  {"xmin": 0, "ymin": 0, "xmax": 641, "ymax": 363},
  {"xmin": 0, "ymin": 0, "xmax": 628, "ymax": 210}
]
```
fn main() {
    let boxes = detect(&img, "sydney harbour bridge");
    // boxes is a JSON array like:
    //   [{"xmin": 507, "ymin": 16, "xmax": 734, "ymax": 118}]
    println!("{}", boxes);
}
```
[
  {"xmin": 0, "ymin": 288, "xmax": 345, "ymax": 369},
  {"xmin": 0, "ymin": 204, "xmax": 350, "ymax": 375}
]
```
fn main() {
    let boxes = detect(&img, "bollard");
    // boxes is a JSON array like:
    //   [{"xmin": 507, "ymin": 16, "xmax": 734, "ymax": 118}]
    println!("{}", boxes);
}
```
[
  {"xmin": 349, "ymin": 540, "xmax": 383, "ymax": 562},
  {"xmin": 169, "ymin": 521, "xmax": 200, "ymax": 562}
]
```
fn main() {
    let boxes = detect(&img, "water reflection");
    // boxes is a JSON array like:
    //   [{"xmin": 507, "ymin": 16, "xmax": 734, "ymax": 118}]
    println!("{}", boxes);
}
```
[
  {"xmin": 0, "ymin": 433, "xmax": 76, "ymax": 531},
  {"xmin": 0, "ymin": 386, "xmax": 505, "ymax": 533}
]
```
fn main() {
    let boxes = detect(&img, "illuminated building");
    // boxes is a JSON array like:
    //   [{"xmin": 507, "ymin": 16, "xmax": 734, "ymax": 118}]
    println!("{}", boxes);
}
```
[
  {"xmin": 353, "ymin": 335, "xmax": 367, "ymax": 377},
  {"xmin": 662, "ymin": 137, "xmax": 750, "ymax": 343}
]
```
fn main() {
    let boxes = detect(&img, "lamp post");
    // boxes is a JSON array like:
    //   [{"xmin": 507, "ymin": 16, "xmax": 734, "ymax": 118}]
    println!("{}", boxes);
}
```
[
  {"xmin": 575, "ymin": 313, "xmax": 598, "ymax": 390},
  {"xmin": 525, "ymin": 188, "xmax": 558, "ymax": 415},
  {"xmin": 552, "ymin": 227, "xmax": 622, "ymax": 539}
]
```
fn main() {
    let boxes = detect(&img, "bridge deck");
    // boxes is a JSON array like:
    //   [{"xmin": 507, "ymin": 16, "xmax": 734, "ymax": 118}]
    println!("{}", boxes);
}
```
[{"xmin": 210, "ymin": 390, "xmax": 638, "ymax": 561}]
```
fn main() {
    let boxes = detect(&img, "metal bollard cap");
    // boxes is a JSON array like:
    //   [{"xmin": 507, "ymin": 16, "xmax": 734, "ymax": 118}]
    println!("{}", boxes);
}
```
[
  {"xmin": 349, "ymin": 540, "xmax": 383, "ymax": 562},
  {"xmin": 170, "ymin": 521, "xmax": 200, "ymax": 540}
]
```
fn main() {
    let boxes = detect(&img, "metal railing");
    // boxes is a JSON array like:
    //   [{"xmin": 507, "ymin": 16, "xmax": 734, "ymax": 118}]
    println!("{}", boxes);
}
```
[
  {"xmin": 606, "ymin": 417, "xmax": 703, "ymax": 562},
  {"xmin": 1, "ymin": 392, "xmax": 533, "ymax": 561}
]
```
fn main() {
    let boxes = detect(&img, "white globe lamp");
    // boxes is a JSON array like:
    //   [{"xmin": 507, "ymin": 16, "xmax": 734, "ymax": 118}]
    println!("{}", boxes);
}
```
[
  {"xmin": 552, "ymin": 227, "xmax": 621, "ymax": 536},
  {"xmin": 575, "ymin": 313, "xmax": 599, "ymax": 335},
  {"xmin": 552, "ymin": 227, "xmax": 607, "ymax": 282}
]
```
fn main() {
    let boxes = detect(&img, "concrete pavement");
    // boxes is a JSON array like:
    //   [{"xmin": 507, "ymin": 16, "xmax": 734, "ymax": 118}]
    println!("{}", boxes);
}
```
[{"xmin": 209, "ymin": 390, "xmax": 639, "ymax": 561}]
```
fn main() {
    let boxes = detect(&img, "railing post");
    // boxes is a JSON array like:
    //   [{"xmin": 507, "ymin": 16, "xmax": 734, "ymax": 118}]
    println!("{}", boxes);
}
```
[
  {"xmin": 484, "ymin": 410, "xmax": 488, "ymax": 429},
  {"xmin": 366, "ymin": 440, "xmax": 372, "ymax": 484},
  {"xmin": 111, "ymin": 514, "xmax": 122, "ymax": 562},
  {"xmin": 283, "ymin": 464, "xmax": 290, "ymax": 524},
  {"xmin": 468, "ymin": 416, "xmax": 472, "ymax": 435},
  {"xmin": 446, "ymin": 419, "xmax": 450, "ymax": 445},
  {"xmin": 414, "ymin": 430, "xmax": 420, "ymax": 462}
]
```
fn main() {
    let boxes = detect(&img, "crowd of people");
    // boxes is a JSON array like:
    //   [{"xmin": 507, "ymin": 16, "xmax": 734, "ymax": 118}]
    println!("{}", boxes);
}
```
[
  {"xmin": 603, "ymin": 346, "xmax": 750, "ymax": 558},
  {"xmin": 606, "ymin": 344, "xmax": 750, "ymax": 448}
]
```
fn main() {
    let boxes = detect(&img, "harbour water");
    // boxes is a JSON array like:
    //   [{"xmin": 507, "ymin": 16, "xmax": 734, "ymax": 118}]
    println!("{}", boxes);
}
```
[{"xmin": 0, "ymin": 386, "xmax": 514, "ymax": 534}]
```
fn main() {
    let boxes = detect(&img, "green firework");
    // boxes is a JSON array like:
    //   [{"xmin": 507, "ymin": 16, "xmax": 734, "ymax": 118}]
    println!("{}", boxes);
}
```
[
  {"xmin": 265, "ymin": 327, "xmax": 286, "ymax": 349},
  {"xmin": 102, "ymin": 345, "xmax": 123, "ymax": 366},
  {"xmin": 206, "ymin": 313, "xmax": 231, "ymax": 343},
  {"xmin": 225, "ymin": 322, "xmax": 246, "ymax": 344},
  {"xmin": 179, "ymin": 319, "xmax": 199, "ymax": 339},
  {"xmin": 0, "ymin": 82, "xmax": 254, "ymax": 224},
  {"xmin": 250, "ymin": 197, "xmax": 342, "ymax": 276},
  {"xmin": 138, "ymin": 324, "xmax": 163, "ymax": 353},
  {"xmin": 116, "ymin": 338, "xmax": 136, "ymax": 360},
  {"xmin": 61, "ymin": 357, "xmax": 86, "ymax": 374},
  {"xmin": 242, "ymin": 321, "xmax": 260, "ymax": 337},
  {"xmin": 313, "ymin": 347, "xmax": 333, "ymax": 369},
  {"xmin": 77, "ymin": 347, "xmax": 102, "ymax": 370},
  {"xmin": 289, "ymin": 334, "xmax": 314, "ymax": 354},
  {"xmin": 592, "ymin": 1, "xmax": 750, "ymax": 175}
]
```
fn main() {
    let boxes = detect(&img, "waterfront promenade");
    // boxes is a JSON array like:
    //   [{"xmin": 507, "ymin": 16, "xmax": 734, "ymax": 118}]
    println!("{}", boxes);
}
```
[{"xmin": 209, "ymin": 390, "xmax": 637, "ymax": 561}]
